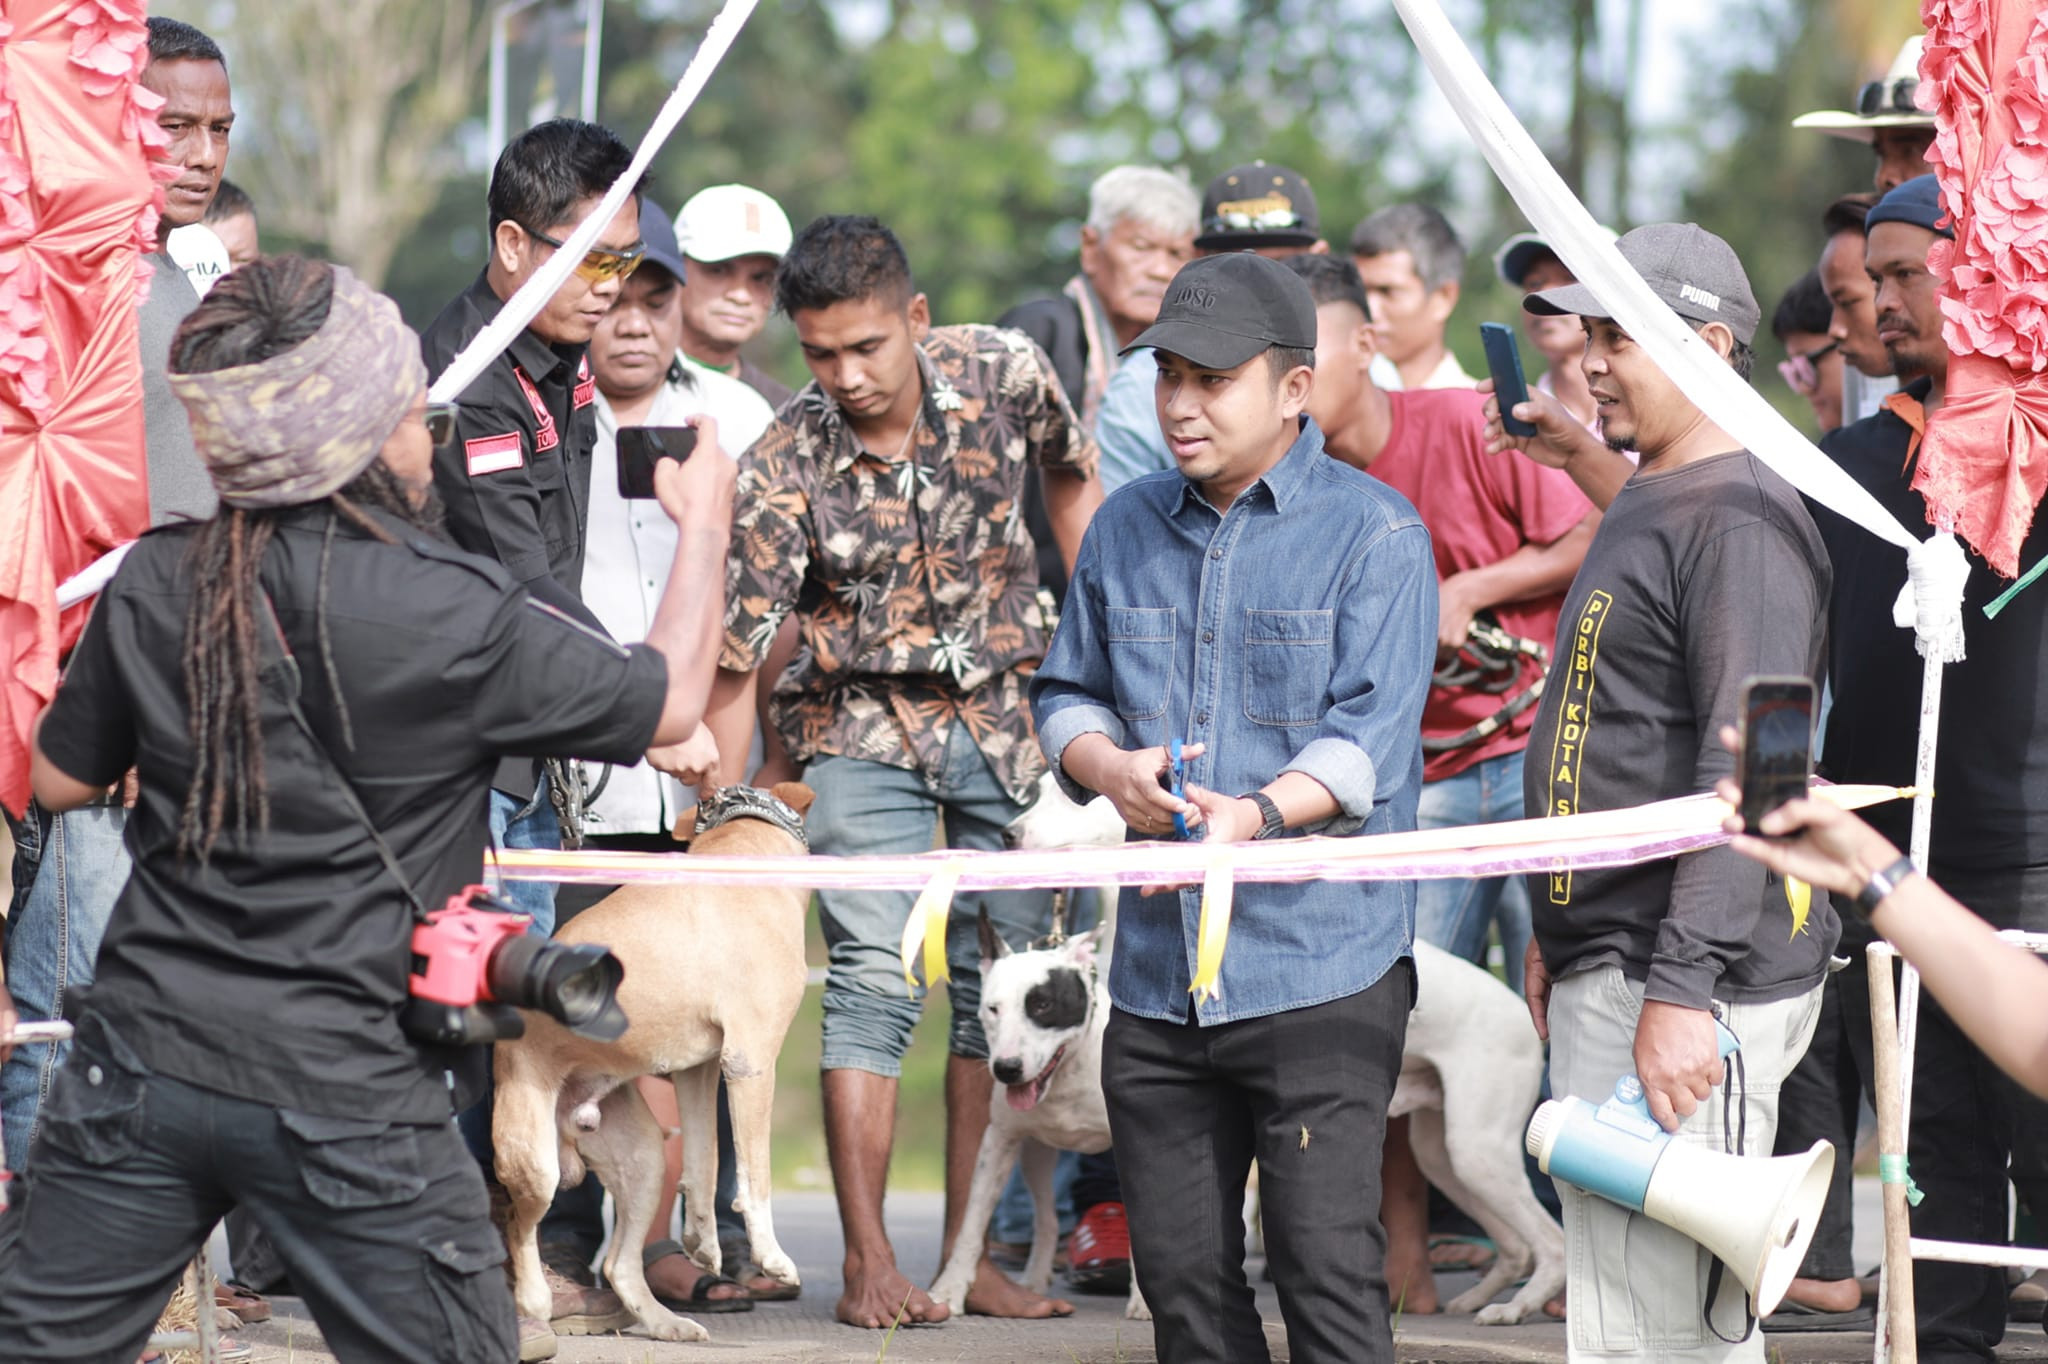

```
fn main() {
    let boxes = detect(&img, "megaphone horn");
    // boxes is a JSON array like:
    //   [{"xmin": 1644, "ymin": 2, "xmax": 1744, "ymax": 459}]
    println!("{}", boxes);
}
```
[{"xmin": 1526, "ymin": 1034, "xmax": 1837, "ymax": 1319}]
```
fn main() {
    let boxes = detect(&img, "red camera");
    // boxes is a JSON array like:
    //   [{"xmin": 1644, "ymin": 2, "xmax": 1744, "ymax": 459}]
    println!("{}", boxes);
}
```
[{"xmin": 401, "ymin": 886, "xmax": 628, "ymax": 1047}]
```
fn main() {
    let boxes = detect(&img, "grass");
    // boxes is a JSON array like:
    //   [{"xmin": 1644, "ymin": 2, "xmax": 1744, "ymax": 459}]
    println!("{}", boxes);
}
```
[{"xmin": 770, "ymin": 901, "xmax": 959, "ymax": 1194}]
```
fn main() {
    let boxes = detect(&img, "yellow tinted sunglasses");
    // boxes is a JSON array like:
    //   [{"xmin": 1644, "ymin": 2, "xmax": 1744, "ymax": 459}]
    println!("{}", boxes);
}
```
[{"xmin": 524, "ymin": 225, "xmax": 645, "ymax": 283}]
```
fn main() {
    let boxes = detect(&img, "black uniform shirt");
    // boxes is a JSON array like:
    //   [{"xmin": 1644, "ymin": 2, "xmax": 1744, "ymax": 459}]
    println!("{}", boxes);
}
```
[
  {"xmin": 421, "ymin": 271, "xmax": 606, "ymax": 796},
  {"xmin": 420, "ymin": 272, "xmax": 601, "ymax": 622},
  {"xmin": 1811, "ymin": 376, "xmax": 2048, "ymax": 884},
  {"xmin": 37, "ymin": 506, "xmax": 667, "ymax": 1123}
]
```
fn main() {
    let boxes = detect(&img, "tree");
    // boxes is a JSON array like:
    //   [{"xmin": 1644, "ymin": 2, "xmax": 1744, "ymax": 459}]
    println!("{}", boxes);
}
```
[{"xmin": 201, "ymin": 0, "xmax": 491, "ymax": 288}]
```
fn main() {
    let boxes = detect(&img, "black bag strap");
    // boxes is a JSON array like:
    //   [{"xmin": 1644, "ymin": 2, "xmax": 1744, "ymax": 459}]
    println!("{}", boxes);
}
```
[{"xmin": 256, "ymin": 587, "xmax": 432, "ymax": 923}]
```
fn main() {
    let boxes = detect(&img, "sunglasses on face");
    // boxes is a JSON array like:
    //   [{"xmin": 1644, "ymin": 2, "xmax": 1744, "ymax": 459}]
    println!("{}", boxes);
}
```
[
  {"xmin": 425, "ymin": 401, "xmax": 461, "ymax": 447},
  {"xmin": 1204, "ymin": 207, "xmax": 1304, "ymax": 234},
  {"xmin": 1776, "ymin": 339, "xmax": 1840, "ymax": 396},
  {"xmin": 522, "ymin": 225, "xmax": 646, "ymax": 283},
  {"xmin": 1856, "ymin": 76, "xmax": 1920, "ymax": 117}
]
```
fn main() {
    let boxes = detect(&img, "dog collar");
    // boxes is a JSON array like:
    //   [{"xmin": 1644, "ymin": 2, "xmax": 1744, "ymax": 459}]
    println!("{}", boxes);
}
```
[{"xmin": 694, "ymin": 785, "xmax": 809, "ymax": 849}]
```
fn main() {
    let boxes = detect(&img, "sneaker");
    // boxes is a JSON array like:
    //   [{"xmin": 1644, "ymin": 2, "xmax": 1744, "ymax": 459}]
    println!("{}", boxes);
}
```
[
  {"xmin": 518, "ymin": 1315, "xmax": 559, "ymax": 1362},
  {"xmin": 545, "ymin": 1264, "xmax": 635, "ymax": 1335},
  {"xmin": 1066, "ymin": 1202, "xmax": 1133, "ymax": 1294}
]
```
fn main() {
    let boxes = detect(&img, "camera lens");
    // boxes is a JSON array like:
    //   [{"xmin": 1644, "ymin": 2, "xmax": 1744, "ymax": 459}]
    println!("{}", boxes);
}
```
[{"xmin": 485, "ymin": 936, "xmax": 629, "ymax": 1041}]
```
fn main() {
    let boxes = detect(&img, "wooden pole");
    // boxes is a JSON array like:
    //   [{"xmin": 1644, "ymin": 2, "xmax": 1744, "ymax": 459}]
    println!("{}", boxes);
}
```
[{"xmin": 1869, "ymin": 941, "xmax": 1916, "ymax": 1364}]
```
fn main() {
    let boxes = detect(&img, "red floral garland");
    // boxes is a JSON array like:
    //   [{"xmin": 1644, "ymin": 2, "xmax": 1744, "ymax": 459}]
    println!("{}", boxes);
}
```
[
  {"xmin": 0, "ymin": 1, "xmax": 160, "ymax": 423},
  {"xmin": 1916, "ymin": 0, "xmax": 2048, "ymax": 578}
]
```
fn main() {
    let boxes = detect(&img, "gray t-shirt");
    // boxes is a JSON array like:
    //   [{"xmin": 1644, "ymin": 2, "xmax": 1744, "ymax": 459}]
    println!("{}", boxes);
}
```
[
  {"xmin": 1524, "ymin": 449, "xmax": 1838, "ymax": 1009},
  {"xmin": 139, "ymin": 253, "xmax": 213, "ymax": 525}
]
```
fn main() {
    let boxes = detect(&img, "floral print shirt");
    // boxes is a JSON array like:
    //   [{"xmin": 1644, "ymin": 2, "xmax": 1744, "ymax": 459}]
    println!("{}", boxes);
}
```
[{"xmin": 721, "ymin": 324, "xmax": 1099, "ymax": 801}]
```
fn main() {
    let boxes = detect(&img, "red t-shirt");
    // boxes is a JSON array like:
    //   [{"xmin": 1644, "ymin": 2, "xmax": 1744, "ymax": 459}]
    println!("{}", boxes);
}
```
[{"xmin": 1365, "ymin": 388, "xmax": 1592, "ymax": 782}]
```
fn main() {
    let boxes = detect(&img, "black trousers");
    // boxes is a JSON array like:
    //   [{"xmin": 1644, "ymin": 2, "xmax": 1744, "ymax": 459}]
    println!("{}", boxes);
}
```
[
  {"xmin": 0, "ymin": 1036, "xmax": 514, "ymax": 1364},
  {"xmin": 1905, "ymin": 865, "xmax": 2048, "ymax": 1363},
  {"xmin": 1773, "ymin": 934, "xmax": 1878, "ymax": 1282},
  {"xmin": 1103, "ymin": 966, "xmax": 1412, "ymax": 1364}
]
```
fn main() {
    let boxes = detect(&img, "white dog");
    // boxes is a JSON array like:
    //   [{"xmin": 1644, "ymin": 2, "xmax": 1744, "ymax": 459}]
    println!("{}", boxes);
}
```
[
  {"xmin": 930, "ymin": 909, "xmax": 1149, "ymax": 1321},
  {"xmin": 992, "ymin": 772, "xmax": 1565, "ymax": 1326}
]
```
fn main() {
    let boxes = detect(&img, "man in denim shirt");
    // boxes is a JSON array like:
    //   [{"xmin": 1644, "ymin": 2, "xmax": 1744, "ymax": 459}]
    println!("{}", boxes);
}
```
[{"xmin": 1031, "ymin": 253, "xmax": 1436, "ymax": 1364}]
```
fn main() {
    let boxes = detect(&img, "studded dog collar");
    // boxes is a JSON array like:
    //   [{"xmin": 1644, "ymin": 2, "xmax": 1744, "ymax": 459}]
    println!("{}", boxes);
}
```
[{"xmin": 693, "ymin": 785, "xmax": 809, "ymax": 849}]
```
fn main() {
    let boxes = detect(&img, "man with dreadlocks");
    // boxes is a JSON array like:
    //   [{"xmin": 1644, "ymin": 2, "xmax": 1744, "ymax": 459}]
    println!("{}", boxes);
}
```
[{"xmin": 0, "ymin": 255, "xmax": 735, "ymax": 1364}]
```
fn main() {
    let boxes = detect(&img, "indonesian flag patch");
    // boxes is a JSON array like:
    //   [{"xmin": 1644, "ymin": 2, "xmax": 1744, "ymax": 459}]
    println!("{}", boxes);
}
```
[{"xmin": 466, "ymin": 433, "xmax": 524, "ymax": 476}]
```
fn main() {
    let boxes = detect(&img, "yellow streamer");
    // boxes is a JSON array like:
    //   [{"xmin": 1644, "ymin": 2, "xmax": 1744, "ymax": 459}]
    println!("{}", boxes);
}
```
[
  {"xmin": 1787, "ymin": 875, "xmax": 1812, "ymax": 938},
  {"xmin": 899, "ymin": 862, "xmax": 965, "ymax": 991},
  {"xmin": 1190, "ymin": 850, "xmax": 1236, "ymax": 1006}
]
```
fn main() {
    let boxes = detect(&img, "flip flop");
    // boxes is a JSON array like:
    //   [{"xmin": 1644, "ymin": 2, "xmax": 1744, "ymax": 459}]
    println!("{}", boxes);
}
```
[
  {"xmin": 644, "ymin": 1240, "xmax": 753, "ymax": 1314},
  {"xmin": 726, "ymin": 1252, "xmax": 802, "ymax": 1302},
  {"xmin": 1427, "ymin": 1234, "xmax": 1498, "ymax": 1272},
  {"xmin": 1762, "ymin": 1299, "xmax": 1876, "ymax": 1333}
]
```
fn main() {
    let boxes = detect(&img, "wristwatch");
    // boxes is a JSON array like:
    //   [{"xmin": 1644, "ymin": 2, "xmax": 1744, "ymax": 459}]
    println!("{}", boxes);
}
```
[
  {"xmin": 1852, "ymin": 854, "xmax": 1918, "ymax": 921},
  {"xmin": 1241, "ymin": 791, "xmax": 1286, "ymax": 840}
]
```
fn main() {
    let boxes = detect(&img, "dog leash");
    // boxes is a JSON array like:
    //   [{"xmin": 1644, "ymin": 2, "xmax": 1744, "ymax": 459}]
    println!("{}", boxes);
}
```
[{"xmin": 1422, "ymin": 616, "xmax": 1552, "ymax": 754}]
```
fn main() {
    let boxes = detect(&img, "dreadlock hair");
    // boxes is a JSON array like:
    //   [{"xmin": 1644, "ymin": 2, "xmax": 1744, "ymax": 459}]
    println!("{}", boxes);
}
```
[{"xmin": 168, "ymin": 255, "xmax": 433, "ymax": 858}]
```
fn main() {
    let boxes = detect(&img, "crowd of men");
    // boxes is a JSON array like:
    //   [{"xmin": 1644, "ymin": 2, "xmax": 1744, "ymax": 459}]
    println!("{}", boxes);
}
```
[{"xmin": 0, "ymin": 15, "xmax": 2041, "ymax": 1364}]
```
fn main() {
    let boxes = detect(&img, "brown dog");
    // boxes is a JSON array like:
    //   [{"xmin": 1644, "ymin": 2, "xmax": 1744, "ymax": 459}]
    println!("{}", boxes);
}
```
[{"xmin": 494, "ymin": 783, "xmax": 815, "ymax": 1343}]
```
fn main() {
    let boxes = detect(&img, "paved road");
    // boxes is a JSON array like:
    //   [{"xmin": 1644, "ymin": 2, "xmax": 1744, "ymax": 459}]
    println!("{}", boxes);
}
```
[{"xmin": 224, "ymin": 1181, "xmax": 2048, "ymax": 1362}]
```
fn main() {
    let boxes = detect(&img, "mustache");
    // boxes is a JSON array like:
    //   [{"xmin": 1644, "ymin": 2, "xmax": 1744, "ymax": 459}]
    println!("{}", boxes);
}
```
[{"xmin": 1877, "ymin": 311, "xmax": 1919, "ymax": 337}]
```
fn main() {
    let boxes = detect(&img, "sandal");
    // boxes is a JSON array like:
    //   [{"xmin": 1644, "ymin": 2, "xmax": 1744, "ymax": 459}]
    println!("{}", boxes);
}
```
[
  {"xmin": 215, "ymin": 1279, "xmax": 271, "ymax": 1325},
  {"xmin": 643, "ymin": 1238, "xmax": 753, "ymax": 1314},
  {"xmin": 1427, "ymin": 1234, "xmax": 1498, "ymax": 1272},
  {"xmin": 726, "ymin": 1250, "xmax": 802, "ymax": 1302}
]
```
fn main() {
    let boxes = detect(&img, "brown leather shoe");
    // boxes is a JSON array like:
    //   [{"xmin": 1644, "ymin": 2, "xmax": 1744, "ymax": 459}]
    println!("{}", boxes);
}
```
[
  {"xmin": 544, "ymin": 1265, "xmax": 634, "ymax": 1335},
  {"xmin": 517, "ymin": 1315, "xmax": 559, "ymax": 1362}
]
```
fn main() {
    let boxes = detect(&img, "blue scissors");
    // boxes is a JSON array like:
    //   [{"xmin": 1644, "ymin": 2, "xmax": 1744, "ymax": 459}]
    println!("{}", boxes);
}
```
[{"xmin": 1164, "ymin": 738, "xmax": 1194, "ymax": 840}]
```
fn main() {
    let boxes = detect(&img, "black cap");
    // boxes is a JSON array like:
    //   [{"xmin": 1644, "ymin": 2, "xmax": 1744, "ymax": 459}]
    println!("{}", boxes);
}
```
[
  {"xmin": 1866, "ymin": 174, "xmax": 1955, "ymax": 240},
  {"xmin": 1524, "ymin": 222, "xmax": 1761, "ymax": 346},
  {"xmin": 1121, "ymin": 254, "xmax": 1318, "ymax": 370},
  {"xmin": 1195, "ymin": 161, "xmax": 1320, "ymax": 251},
  {"xmin": 636, "ymin": 197, "xmax": 688, "ymax": 284}
]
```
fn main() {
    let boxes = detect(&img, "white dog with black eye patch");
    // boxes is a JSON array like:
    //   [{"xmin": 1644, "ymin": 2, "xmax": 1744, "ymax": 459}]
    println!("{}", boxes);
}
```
[
  {"xmin": 929, "ymin": 909, "xmax": 1150, "ymax": 1321},
  {"xmin": 989, "ymin": 772, "xmax": 1565, "ymax": 1327}
]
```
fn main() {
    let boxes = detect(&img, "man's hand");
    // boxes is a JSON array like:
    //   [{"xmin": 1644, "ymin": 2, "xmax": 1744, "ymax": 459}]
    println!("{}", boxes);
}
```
[
  {"xmin": 1633, "ymin": 1000, "xmax": 1725, "ymax": 1133},
  {"xmin": 1478, "ymin": 377, "xmax": 1588, "ymax": 469},
  {"xmin": 1437, "ymin": 575, "xmax": 1480, "ymax": 660},
  {"xmin": 1078, "ymin": 740, "xmax": 1204, "ymax": 838},
  {"xmin": 652, "ymin": 413, "xmax": 738, "ymax": 530},
  {"xmin": 0, "ymin": 1001, "xmax": 15, "ymax": 1068},
  {"xmin": 1523, "ymin": 938, "xmax": 1552, "ymax": 1042},
  {"xmin": 647, "ymin": 722, "xmax": 722, "ymax": 788}
]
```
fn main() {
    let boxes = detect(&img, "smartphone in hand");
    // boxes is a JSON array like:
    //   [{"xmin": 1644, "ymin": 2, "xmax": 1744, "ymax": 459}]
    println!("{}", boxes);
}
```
[
  {"xmin": 1736, "ymin": 675, "xmax": 1815, "ymax": 834},
  {"xmin": 616, "ymin": 426, "xmax": 699, "ymax": 500},
  {"xmin": 1479, "ymin": 322, "xmax": 1539, "ymax": 438}
]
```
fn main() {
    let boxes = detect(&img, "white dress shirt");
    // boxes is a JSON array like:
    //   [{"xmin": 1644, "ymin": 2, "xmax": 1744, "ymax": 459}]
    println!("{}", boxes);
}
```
[{"xmin": 578, "ymin": 362, "xmax": 775, "ymax": 835}]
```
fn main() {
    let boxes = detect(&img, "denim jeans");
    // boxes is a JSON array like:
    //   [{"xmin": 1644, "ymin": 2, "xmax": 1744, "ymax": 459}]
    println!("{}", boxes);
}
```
[
  {"xmin": 486, "ymin": 778, "xmax": 560, "ymax": 938},
  {"xmin": 1414, "ymin": 750, "xmax": 1530, "ymax": 992},
  {"xmin": 2, "ymin": 806, "xmax": 130, "ymax": 1172},
  {"xmin": 805, "ymin": 728, "xmax": 1055, "ymax": 1075},
  {"xmin": 1547, "ymin": 966, "xmax": 1823, "ymax": 1362}
]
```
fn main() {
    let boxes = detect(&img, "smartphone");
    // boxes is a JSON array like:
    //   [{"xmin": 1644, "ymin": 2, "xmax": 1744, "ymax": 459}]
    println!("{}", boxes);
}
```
[
  {"xmin": 1479, "ymin": 322, "xmax": 1539, "ymax": 438},
  {"xmin": 1736, "ymin": 676, "xmax": 1816, "ymax": 834},
  {"xmin": 617, "ymin": 426, "xmax": 698, "ymax": 500}
]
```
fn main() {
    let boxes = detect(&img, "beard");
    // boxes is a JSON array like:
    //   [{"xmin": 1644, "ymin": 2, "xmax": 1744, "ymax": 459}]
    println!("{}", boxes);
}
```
[{"xmin": 1605, "ymin": 432, "xmax": 1639, "ymax": 454}]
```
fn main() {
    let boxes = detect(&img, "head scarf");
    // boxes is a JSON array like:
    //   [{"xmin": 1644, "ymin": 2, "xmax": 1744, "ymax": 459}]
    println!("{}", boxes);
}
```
[{"xmin": 169, "ymin": 265, "xmax": 427, "ymax": 509}]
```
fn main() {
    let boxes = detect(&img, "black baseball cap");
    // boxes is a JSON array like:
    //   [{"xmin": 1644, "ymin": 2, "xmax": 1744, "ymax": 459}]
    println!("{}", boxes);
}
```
[
  {"xmin": 1196, "ymin": 161, "xmax": 1321, "ymax": 251},
  {"xmin": 635, "ymin": 197, "xmax": 688, "ymax": 284},
  {"xmin": 1121, "ymin": 254, "xmax": 1318, "ymax": 370},
  {"xmin": 1866, "ymin": 174, "xmax": 1955, "ymax": 240}
]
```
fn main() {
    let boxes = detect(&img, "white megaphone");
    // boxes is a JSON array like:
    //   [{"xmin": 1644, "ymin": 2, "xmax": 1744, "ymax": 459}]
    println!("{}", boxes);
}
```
[{"xmin": 1525, "ymin": 1021, "xmax": 1834, "ymax": 1318}]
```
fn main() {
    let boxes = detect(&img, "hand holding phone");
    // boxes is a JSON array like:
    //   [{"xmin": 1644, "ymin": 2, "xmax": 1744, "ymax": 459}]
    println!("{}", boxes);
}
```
[
  {"xmin": 617, "ymin": 426, "xmax": 700, "ymax": 500},
  {"xmin": 1735, "ymin": 676, "xmax": 1815, "ymax": 834},
  {"xmin": 1479, "ymin": 322, "xmax": 1539, "ymax": 438}
]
